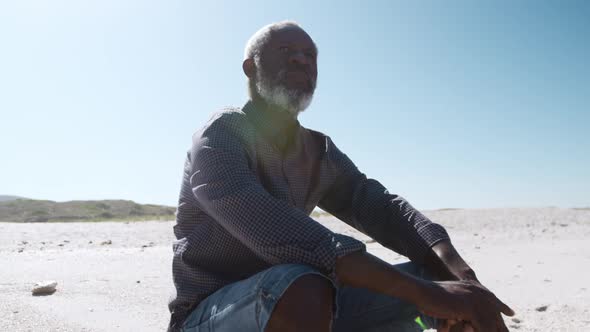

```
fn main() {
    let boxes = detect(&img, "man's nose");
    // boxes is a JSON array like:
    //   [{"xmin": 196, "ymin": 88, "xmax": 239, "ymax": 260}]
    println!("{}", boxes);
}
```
[{"xmin": 288, "ymin": 51, "xmax": 309, "ymax": 66}]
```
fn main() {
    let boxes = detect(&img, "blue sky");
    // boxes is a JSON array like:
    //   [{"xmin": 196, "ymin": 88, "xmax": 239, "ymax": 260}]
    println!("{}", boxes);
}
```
[{"xmin": 1, "ymin": 0, "xmax": 588, "ymax": 209}]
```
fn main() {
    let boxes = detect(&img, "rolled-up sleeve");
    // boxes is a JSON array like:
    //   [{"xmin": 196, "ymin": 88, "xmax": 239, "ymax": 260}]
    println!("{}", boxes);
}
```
[
  {"xmin": 318, "ymin": 137, "xmax": 450, "ymax": 263},
  {"xmin": 188, "ymin": 117, "xmax": 365, "ymax": 277}
]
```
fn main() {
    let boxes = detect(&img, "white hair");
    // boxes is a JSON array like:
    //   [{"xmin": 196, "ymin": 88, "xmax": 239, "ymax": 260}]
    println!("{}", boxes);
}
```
[{"xmin": 244, "ymin": 21, "xmax": 308, "ymax": 61}]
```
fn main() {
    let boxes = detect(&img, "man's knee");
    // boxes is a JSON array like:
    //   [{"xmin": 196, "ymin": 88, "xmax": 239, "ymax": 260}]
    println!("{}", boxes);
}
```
[
  {"xmin": 287, "ymin": 274, "xmax": 334, "ymax": 307},
  {"xmin": 276, "ymin": 274, "xmax": 334, "ymax": 315},
  {"xmin": 266, "ymin": 274, "xmax": 334, "ymax": 332}
]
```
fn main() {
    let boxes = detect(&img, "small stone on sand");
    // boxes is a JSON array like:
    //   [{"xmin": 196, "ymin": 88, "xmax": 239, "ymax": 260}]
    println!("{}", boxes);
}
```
[
  {"xmin": 32, "ymin": 280, "xmax": 58, "ymax": 296},
  {"xmin": 100, "ymin": 240, "xmax": 112, "ymax": 245},
  {"xmin": 535, "ymin": 305, "xmax": 548, "ymax": 312}
]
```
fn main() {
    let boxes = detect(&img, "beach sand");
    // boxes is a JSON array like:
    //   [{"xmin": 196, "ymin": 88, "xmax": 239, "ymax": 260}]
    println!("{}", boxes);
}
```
[{"xmin": 1, "ymin": 208, "xmax": 588, "ymax": 331}]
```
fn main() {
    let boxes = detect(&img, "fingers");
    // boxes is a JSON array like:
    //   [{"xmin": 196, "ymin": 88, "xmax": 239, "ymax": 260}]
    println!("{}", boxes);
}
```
[
  {"xmin": 437, "ymin": 320, "xmax": 451, "ymax": 332},
  {"xmin": 451, "ymin": 321, "xmax": 473, "ymax": 332},
  {"xmin": 495, "ymin": 312, "xmax": 510, "ymax": 332},
  {"xmin": 471, "ymin": 281, "xmax": 515, "ymax": 322},
  {"xmin": 467, "ymin": 300, "xmax": 502, "ymax": 332},
  {"xmin": 438, "ymin": 319, "xmax": 474, "ymax": 332},
  {"xmin": 485, "ymin": 291, "xmax": 514, "ymax": 317},
  {"xmin": 495, "ymin": 297, "xmax": 515, "ymax": 317},
  {"xmin": 472, "ymin": 321, "xmax": 492, "ymax": 332},
  {"xmin": 470, "ymin": 310, "xmax": 510, "ymax": 332},
  {"xmin": 462, "ymin": 322, "xmax": 475, "ymax": 332},
  {"xmin": 446, "ymin": 279, "xmax": 513, "ymax": 332},
  {"xmin": 474, "ymin": 282, "xmax": 515, "ymax": 317}
]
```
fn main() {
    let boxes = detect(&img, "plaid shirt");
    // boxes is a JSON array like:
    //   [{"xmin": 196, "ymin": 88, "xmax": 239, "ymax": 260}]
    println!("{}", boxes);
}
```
[{"xmin": 168, "ymin": 101, "xmax": 450, "ymax": 328}]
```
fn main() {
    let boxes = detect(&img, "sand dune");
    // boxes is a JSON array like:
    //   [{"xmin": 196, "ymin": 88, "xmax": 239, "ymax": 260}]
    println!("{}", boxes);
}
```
[{"xmin": 1, "ymin": 208, "xmax": 588, "ymax": 331}]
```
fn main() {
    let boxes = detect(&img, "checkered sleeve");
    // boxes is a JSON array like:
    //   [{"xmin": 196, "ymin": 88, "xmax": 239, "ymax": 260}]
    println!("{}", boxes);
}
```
[
  {"xmin": 188, "ymin": 114, "xmax": 365, "ymax": 277},
  {"xmin": 318, "ymin": 137, "xmax": 450, "ymax": 263}
]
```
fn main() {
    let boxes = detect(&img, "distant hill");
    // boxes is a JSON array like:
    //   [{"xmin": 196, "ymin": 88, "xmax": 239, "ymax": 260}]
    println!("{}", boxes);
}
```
[
  {"xmin": 0, "ymin": 195, "xmax": 27, "ymax": 202},
  {"xmin": 0, "ymin": 199, "xmax": 175, "ymax": 222}
]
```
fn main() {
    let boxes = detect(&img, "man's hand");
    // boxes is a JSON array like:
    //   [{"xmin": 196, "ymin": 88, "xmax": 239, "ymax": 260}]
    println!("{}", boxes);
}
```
[
  {"xmin": 418, "ymin": 279, "xmax": 514, "ymax": 332},
  {"xmin": 425, "ymin": 240, "xmax": 515, "ymax": 331},
  {"xmin": 336, "ymin": 251, "xmax": 514, "ymax": 331},
  {"xmin": 437, "ymin": 319, "xmax": 474, "ymax": 332}
]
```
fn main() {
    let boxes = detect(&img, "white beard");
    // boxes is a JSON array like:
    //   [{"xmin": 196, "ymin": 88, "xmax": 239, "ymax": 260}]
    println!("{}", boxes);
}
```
[{"xmin": 255, "ymin": 68, "xmax": 314, "ymax": 117}]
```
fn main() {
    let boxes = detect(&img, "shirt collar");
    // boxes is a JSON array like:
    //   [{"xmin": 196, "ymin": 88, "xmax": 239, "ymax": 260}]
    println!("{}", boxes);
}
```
[{"xmin": 243, "ymin": 100, "xmax": 301, "ymax": 151}]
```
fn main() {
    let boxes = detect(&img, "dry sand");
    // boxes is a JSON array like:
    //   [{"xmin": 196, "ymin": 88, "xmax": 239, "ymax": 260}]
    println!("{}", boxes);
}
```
[{"xmin": 1, "ymin": 208, "xmax": 588, "ymax": 331}]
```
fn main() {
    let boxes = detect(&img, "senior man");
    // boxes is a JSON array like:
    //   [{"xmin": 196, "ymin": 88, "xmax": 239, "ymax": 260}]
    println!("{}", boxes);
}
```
[{"xmin": 168, "ymin": 21, "xmax": 514, "ymax": 332}]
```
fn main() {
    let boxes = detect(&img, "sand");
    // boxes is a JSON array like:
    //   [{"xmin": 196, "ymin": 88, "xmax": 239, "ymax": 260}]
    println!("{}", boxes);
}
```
[{"xmin": 1, "ymin": 208, "xmax": 588, "ymax": 331}]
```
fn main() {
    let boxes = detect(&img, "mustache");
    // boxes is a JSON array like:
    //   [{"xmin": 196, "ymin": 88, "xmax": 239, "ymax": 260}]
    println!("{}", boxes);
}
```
[
  {"xmin": 279, "ymin": 65, "xmax": 311, "ymax": 76},
  {"xmin": 277, "ymin": 69, "xmax": 316, "ymax": 90},
  {"xmin": 277, "ymin": 69, "xmax": 307, "ymax": 79},
  {"xmin": 257, "ymin": 64, "xmax": 316, "ymax": 91}
]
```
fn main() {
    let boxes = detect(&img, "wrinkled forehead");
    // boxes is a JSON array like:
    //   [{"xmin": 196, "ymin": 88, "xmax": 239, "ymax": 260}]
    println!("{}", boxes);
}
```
[{"xmin": 266, "ymin": 26, "xmax": 317, "ymax": 53}]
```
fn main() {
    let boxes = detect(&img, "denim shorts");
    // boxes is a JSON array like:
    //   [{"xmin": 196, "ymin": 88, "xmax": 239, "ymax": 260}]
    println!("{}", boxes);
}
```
[{"xmin": 181, "ymin": 262, "xmax": 436, "ymax": 332}]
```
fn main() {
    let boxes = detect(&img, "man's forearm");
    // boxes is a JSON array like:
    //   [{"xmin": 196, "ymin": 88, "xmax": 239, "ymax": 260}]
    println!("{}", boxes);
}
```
[
  {"xmin": 336, "ymin": 248, "xmax": 515, "ymax": 329},
  {"xmin": 335, "ymin": 250, "xmax": 430, "ymax": 305},
  {"xmin": 424, "ymin": 240, "xmax": 477, "ymax": 281}
]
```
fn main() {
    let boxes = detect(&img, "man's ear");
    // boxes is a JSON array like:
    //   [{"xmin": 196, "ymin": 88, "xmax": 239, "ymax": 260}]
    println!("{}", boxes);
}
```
[{"xmin": 242, "ymin": 58, "xmax": 256, "ymax": 79}]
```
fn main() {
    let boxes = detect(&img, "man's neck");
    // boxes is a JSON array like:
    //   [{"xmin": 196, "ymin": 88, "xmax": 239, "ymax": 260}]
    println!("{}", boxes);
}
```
[
  {"xmin": 244, "ymin": 96, "xmax": 301, "ymax": 151},
  {"xmin": 250, "ymin": 94, "xmax": 299, "ymax": 120}
]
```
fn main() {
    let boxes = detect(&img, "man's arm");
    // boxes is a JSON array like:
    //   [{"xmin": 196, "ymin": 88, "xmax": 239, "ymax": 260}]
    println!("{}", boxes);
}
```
[
  {"xmin": 317, "ymin": 137, "xmax": 478, "ymax": 280},
  {"xmin": 318, "ymin": 137, "xmax": 513, "ymax": 330},
  {"xmin": 318, "ymin": 137, "xmax": 449, "ymax": 264},
  {"xmin": 335, "ymin": 250, "xmax": 514, "ymax": 332}
]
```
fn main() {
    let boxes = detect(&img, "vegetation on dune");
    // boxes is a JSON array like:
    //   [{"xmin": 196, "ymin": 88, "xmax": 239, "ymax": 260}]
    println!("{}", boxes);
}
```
[
  {"xmin": 0, "ymin": 199, "xmax": 175, "ymax": 222},
  {"xmin": 0, "ymin": 195, "xmax": 27, "ymax": 202}
]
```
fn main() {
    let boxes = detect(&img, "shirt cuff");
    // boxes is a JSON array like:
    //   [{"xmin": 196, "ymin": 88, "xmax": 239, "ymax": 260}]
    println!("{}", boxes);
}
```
[{"xmin": 415, "ymin": 222, "xmax": 451, "ymax": 261}]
